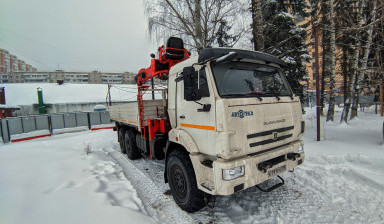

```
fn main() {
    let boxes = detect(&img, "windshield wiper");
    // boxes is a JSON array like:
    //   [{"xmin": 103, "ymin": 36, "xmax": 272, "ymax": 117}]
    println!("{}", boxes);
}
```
[
  {"xmin": 264, "ymin": 92, "xmax": 281, "ymax": 101},
  {"xmin": 247, "ymin": 92, "xmax": 264, "ymax": 101},
  {"xmin": 280, "ymin": 94, "xmax": 294, "ymax": 100},
  {"xmin": 223, "ymin": 93, "xmax": 263, "ymax": 101}
]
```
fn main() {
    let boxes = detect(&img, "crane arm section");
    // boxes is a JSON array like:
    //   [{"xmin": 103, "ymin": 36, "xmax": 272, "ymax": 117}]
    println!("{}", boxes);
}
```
[{"xmin": 136, "ymin": 37, "xmax": 190, "ymax": 86}]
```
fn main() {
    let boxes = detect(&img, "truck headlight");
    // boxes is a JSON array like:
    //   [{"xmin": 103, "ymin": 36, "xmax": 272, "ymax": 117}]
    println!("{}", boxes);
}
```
[
  {"xmin": 222, "ymin": 165, "xmax": 245, "ymax": 181},
  {"xmin": 298, "ymin": 145, "xmax": 304, "ymax": 154}
]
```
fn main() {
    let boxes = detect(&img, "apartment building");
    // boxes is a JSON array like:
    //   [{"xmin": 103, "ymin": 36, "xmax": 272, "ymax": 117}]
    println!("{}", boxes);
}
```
[
  {"xmin": 0, "ymin": 48, "xmax": 36, "ymax": 73},
  {"xmin": 298, "ymin": 18, "xmax": 345, "ymax": 95},
  {"xmin": 0, "ymin": 74, "xmax": 8, "ymax": 83},
  {"xmin": 0, "ymin": 48, "xmax": 136, "ymax": 84},
  {"xmin": 2, "ymin": 71, "xmax": 136, "ymax": 84},
  {"xmin": 64, "ymin": 73, "xmax": 89, "ymax": 83},
  {"xmin": 22, "ymin": 73, "xmax": 50, "ymax": 83},
  {"xmin": 0, "ymin": 49, "xmax": 10, "ymax": 73},
  {"xmin": 18, "ymin": 60, "xmax": 26, "ymax": 72}
]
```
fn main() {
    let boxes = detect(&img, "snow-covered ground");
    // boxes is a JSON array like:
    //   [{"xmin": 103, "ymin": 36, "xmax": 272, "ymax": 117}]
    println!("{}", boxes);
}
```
[
  {"xmin": 0, "ymin": 106, "xmax": 383, "ymax": 224},
  {"xmin": 0, "ymin": 130, "xmax": 156, "ymax": 224}
]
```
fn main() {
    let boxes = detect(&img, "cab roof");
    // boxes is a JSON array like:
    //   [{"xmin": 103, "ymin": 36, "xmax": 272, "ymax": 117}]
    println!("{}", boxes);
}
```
[{"xmin": 198, "ymin": 48, "xmax": 286, "ymax": 67}]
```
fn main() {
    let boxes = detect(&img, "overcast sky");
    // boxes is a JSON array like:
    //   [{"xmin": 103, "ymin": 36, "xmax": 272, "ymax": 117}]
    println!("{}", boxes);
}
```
[{"xmin": 0, "ymin": 0, "xmax": 158, "ymax": 73}]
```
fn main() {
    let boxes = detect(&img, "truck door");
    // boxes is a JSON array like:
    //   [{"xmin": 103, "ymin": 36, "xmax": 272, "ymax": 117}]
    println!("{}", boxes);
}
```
[{"xmin": 176, "ymin": 67, "xmax": 216, "ymax": 154}]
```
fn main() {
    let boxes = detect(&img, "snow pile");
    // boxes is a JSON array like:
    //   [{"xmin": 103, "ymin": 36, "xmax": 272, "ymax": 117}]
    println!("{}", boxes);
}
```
[{"xmin": 0, "ymin": 83, "xmax": 164, "ymax": 106}]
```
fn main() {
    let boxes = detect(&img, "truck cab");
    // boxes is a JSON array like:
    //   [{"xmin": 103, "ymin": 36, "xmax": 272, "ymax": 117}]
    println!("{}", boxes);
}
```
[
  {"xmin": 110, "ymin": 45, "xmax": 305, "ymax": 213},
  {"xmin": 165, "ymin": 48, "xmax": 304, "ymax": 202}
]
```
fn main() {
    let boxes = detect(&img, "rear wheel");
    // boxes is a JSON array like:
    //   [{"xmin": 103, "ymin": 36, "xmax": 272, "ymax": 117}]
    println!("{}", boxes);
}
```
[
  {"xmin": 125, "ymin": 131, "xmax": 141, "ymax": 160},
  {"xmin": 118, "ymin": 128, "xmax": 126, "ymax": 154},
  {"xmin": 167, "ymin": 149, "xmax": 208, "ymax": 212}
]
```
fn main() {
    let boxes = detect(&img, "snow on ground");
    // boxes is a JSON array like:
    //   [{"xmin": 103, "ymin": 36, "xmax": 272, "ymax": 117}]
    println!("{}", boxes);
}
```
[
  {"xmin": 1, "ymin": 106, "xmax": 384, "ymax": 224},
  {"xmin": 0, "ymin": 83, "xmax": 165, "ymax": 106},
  {"xmin": 0, "ymin": 131, "xmax": 155, "ymax": 224}
]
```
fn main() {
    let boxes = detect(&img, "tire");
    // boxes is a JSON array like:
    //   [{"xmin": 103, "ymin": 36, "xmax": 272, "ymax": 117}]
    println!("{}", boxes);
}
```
[
  {"xmin": 118, "ymin": 128, "xmax": 126, "ymax": 154},
  {"xmin": 125, "ymin": 131, "xmax": 141, "ymax": 160},
  {"xmin": 167, "ymin": 149, "xmax": 208, "ymax": 212}
]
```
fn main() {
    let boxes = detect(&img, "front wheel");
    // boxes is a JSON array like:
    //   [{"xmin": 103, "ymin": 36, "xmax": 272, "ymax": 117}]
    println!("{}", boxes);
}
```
[{"xmin": 167, "ymin": 149, "xmax": 208, "ymax": 212}]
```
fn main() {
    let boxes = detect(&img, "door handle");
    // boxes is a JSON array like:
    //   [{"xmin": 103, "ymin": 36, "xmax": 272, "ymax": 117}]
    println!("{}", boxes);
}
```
[{"xmin": 179, "ymin": 115, "xmax": 185, "ymax": 119}]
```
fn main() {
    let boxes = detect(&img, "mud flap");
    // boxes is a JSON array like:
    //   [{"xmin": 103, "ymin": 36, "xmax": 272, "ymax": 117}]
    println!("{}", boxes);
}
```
[{"xmin": 256, "ymin": 175, "xmax": 285, "ymax": 192}]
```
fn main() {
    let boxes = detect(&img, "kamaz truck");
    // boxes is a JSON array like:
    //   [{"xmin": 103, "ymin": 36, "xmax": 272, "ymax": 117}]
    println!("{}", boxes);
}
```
[{"xmin": 109, "ymin": 37, "xmax": 305, "ymax": 212}]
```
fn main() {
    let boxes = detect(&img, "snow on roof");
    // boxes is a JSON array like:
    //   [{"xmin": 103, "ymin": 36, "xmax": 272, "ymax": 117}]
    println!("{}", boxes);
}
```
[
  {"xmin": 0, "ymin": 105, "xmax": 20, "ymax": 109},
  {"xmin": 0, "ymin": 83, "xmax": 142, "ymax": 106}
]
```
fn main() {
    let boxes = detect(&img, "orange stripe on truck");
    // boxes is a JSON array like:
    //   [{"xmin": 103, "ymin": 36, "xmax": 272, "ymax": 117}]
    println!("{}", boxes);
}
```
[{"xmin": 181, "ymin": 123, "xmax": 215, "ymax": 131}]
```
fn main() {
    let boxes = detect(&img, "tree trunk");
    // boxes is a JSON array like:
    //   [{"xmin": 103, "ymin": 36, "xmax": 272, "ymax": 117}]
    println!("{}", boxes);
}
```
[
  {"xmin": 343, "ymin": 44, "xmax": 361, "ymax": 123},
  {"xmin": 194, "ymin": 0, "xmax": 203, "ymax": 52},
  {"xmin": 340, "ymin": 46, "xmax": 350, "ymax": 123},
  {"xmin": 320, "ymin": 0, "xmax": 329, "ymax": 116},
  {"xmin": 326, "ymin": 0, "xmax": 337, "ymax": 121},
  {"xmin": 320, "ymin": 44, "xmax": 328, "ymax": 116},
  {"xmin": 341, "ymin": 0, "xmax": 364, "ymax": 123},
  {"xmin": 251, "ymin": 0, "xmax": 264, "ymax": 51},
  {"xmin": 350, "ymin": 0, "xmax": 376, "ymax": 119}
]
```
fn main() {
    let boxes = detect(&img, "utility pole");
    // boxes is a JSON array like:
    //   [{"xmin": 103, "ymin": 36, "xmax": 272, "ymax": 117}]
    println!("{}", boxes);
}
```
[{"xmin": 314, "ymin": 23, "xmax": 321, "ymax": 141}]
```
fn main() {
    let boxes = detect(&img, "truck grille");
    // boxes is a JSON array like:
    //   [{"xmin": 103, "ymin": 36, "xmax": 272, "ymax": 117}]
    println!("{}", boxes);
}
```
[{"xmin": 247, "ymin": 126, "xmax": 294, "ymax": 148}]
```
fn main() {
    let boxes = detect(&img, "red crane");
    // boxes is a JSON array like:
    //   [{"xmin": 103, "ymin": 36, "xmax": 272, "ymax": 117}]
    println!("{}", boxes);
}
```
[
  {"xmin": 136, "ymin": 37, "xmax": 190, "ymax": 150},
  {"xmin": 136, "ymin": 37, "xmax": 190, "ymax": 86}
]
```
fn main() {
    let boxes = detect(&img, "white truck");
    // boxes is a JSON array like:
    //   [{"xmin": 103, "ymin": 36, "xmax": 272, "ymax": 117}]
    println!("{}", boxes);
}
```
[{"xmin": 109, "ymin": 38, "xmax": 305, "ymax": 212}]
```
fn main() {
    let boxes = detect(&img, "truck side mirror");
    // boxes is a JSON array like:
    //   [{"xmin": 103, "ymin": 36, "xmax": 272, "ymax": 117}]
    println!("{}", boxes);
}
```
[{"xmin": 183, "ymin": 66, "xmax": 201, "ymax": 101}]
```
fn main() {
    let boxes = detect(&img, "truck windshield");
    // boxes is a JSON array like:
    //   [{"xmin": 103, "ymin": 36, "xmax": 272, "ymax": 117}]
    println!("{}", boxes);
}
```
[{"xmin": 211, "ymin": 62, "xmax": 292, "ymax": 98}]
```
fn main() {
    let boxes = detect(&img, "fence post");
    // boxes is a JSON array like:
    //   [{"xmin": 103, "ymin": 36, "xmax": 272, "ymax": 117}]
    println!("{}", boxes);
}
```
[
  {"xmin": 48, "ymin": 115, "xmax": 53, "ymax": 134},
  {"xmin": 20, "ymin": 117, "xmax": 25, "ymax": 133},
  {"xmin": 6, "ymin": 119, "xmax": 10, "ymax": 143},
  {"xmin": 0, "ymin": 119, "xmax": 3, "ymax": 143},
  {"xmin": 87, "ymin": 112, "xmax": 91, "ymax": 130}
]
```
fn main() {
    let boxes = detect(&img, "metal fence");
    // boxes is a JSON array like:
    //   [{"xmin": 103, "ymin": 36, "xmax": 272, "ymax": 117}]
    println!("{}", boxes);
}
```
[
  {"xmin": 0, "ymin": 111, "xmax": 111, "ymax": 143},
  {"xmin": 303, "ymin": 93, "xmax": 378, "ymax": 108}
]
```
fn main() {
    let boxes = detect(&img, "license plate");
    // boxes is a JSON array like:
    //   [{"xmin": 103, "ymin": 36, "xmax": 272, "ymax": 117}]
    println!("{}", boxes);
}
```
[{"xmin": 268, "ymin": 165, "xmax": 286, "ymax": 177}]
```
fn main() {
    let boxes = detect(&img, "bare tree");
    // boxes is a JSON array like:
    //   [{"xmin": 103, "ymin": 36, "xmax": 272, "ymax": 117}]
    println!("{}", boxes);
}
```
[
  {"xmin": 350, "ymin": 0, "xmax": 378, "ymax": 119},
  {"xmin": 251, "ymin": 0, "xmax": 264, "ymax": 51},
  {"xmin": 320, "ymin": 0, "xmax": 329, "ymax": 117},
  {"xmin": 145, "ymin": 0, "xmax": 248, "ymax": 53},
  {"xmin": 340, "ymin": 0, "xmax": 365, "ymax": 123},
  {"xmin": 325, "ymin": 0, "xmax": 337, "ymax": 121}
]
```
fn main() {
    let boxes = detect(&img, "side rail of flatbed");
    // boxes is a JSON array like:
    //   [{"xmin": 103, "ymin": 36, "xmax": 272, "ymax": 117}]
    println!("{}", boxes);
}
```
[{"xmin": 108, "ymin": 89, "xmax": 168, "ymax": 132}]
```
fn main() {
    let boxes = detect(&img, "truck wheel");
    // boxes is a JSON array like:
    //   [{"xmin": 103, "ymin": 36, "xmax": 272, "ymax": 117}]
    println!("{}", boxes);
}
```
[
  {"xmin": 125, "ymin": 131, "xmax": 141, "ymax": 160},
  {"xmin": 167, "ymin": 149, "xmax": 207, "ymax": 212},
  {"xmin": 118, "ymin": 128, "xmax": 126, "ymax": 154}
]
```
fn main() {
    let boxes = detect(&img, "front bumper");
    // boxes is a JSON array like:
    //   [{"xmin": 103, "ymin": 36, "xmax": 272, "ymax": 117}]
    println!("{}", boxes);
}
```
[{"xmin": 190, "ymin": 140, "xmax": 304, "ymax": 195}]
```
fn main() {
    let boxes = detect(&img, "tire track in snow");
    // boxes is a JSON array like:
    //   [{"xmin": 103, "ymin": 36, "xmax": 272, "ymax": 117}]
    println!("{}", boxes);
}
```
[
  {"xmin": 104, "ymin": 144, "xmax": 233, "ymax": 224},
  {"xmin": 104, "ymin": 145, "xmax": 196, "ymax": 224}
]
